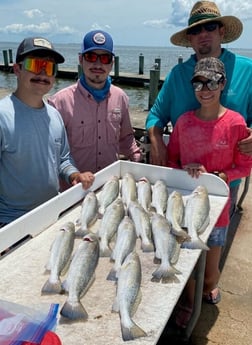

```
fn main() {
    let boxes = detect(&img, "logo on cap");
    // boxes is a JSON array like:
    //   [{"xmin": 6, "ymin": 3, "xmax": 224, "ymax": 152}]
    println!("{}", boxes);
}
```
[
  {"xmin": 33, "ymin": 38, "xmax": 52, "ymax": 49},
  {"xmin": 93, "ymin": 32, "xmax": 106, "ymax": 45}
]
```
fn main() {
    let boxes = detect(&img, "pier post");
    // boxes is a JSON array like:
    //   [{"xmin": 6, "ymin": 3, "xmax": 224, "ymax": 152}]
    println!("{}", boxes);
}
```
[
  {"xmin": 154, "ymin": 57, "xmax": 161, "ymax": 80},
  {"xmin": 8, "ymin": 49, "xmax": 13, "ymax": 63},
  {"xmin": 114, "ymin": 56, "xmax": 119, "ymax": 78},
  {"xmin": 78, "ymin": 64, "xmax": 83, "ymax": 78},
  {"xmin": 139, "ymin": 53, "xmax": 144, "ymax": 75},
  {"xmin": 148, "ymin": 69, "xmax": 160, "ymax": 110},
  {"xmin": 178, "ymin": 55, "xmax": 183, "ymax": 64},
  {"xmin": 3, "ymin": 50, "xmax": 9, "ymax": 67}
]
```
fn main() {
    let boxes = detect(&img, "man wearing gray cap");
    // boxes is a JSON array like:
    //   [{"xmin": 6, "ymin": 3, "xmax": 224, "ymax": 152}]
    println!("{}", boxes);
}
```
[
  {"xmin": 49, "ymin": 30, "xmax": 142, "ymax": 190},
  {"xmin": 0, "ymin": 36, "xmax": 94, "ymax": 228}
]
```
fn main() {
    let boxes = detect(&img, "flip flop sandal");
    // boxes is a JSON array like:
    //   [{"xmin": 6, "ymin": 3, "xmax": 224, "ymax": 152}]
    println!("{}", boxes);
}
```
[{"xmin": 203, "ymin": 287, "xmax": 221, "ymax": 304}]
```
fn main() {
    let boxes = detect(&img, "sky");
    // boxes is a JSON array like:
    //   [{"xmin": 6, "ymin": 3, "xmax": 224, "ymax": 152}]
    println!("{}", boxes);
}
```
[{"xmin": 0, "ymin": 0, "xmax": 252, "ymax": 49}]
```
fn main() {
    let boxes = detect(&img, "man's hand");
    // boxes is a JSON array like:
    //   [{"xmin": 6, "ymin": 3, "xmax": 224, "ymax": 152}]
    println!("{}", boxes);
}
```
[
  {"xmin": 148, "ymin": 126, "xmax": 168, "ymax": 166},
  {"xmin": 238, "ymin": 127, "xmax": 252, "ymax": 155},
  {"xmin": 70, "ymin": 172, "xmax": 95, "ymax": 190}
]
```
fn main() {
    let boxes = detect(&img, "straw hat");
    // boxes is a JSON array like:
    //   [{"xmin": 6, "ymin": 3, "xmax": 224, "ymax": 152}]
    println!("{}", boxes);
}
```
[{"xmin": 170, "ymin": 1, "xmax": 243, "ymax": 47}]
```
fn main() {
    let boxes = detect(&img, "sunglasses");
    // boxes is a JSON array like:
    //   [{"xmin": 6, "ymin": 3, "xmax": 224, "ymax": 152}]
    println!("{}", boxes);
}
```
[
  {"xmin": 83, "ymin": 52, "xmax": 113, "ymax": 64},
  {"xmin": 192, "ymin": 78, "xmax": 224, "ymax": 92},
  {"xmin": 187, "ymin": 22, "xmax": 221, "ymax": 36},
  {"xmin": 22, "ymin": 57, "xmax": 57, "ymax": 76}
]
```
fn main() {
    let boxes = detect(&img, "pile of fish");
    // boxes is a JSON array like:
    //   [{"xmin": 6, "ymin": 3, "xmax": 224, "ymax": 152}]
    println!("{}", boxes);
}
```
[{"xmin": 41, "ymin": 172, "xmax": 211, "ymax": 341}]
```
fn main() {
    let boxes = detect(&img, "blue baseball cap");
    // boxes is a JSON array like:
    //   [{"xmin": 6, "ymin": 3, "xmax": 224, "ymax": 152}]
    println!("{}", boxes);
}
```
[{"xmin": 81, "ymin": 30, "xmax": 114, "ymax": 55}]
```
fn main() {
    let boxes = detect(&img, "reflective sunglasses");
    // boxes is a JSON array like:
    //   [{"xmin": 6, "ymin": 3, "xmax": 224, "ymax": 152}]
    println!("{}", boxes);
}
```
[
  {"xmin": 83, "ymin": 52, "xmax": 113, "ymax": 64},
  {"xmin": 23, "ymin": 57, "xmax": 57, "ymax": 76},
  {"xmin": 192, "ymin": 78, "xmax": 224, "ymax": 92},
  {"xmin": 187, "ymin": 22, "xmax": 221, "ymax": 36}
]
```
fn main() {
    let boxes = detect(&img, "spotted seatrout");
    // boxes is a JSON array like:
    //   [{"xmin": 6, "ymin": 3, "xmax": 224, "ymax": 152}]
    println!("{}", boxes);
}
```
[
  {"xmin": 107, "ymin": 216, "xmax": 137, "ymax": 281},
  {"xmin": 75, "ymin": 191, "xmax": 98, "ymax": 237},
  {"xmin": 151, "ymin": 179, "xmax": 168, "ymax": 216},
  {"xmin": 166, "ymin": 190, "xmax": 190, "ymax": 240},
  {"xmin": 183, "ymin": 185, "xmax": 210, "ymax": 250},
  {"xmin": 112, "ymin": 251, "xmax": 147, "ymax": 341},
  {"xmin": 41, "ymin": 222, "xmax": 75, "ymax": 295},
  {"xmin": 151, "ymin": 213, "xmax": 181, "ymax": 283},
  {"xmin": 99, "ymin": 197, "xmax": 125, "ymax": 257},
  {"xmin": 60, "ymin": 233, "xmax": 99, "ymax": 321},
  {"xmin": 98, "ymin": 175, "xmax": 120, "ymax": 216},
  {"xmin": 128, "ymin": 200, "xmax": 154, "ymax": 252}
]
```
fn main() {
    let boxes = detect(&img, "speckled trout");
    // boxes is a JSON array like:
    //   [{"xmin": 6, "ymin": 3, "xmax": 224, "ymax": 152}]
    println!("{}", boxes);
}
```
[
  {"xmin": 41, "ymin": 222, "xmax": 75, "ymax": 295},
  {"xmin": 183, "ymin": 185, "xmax": 210, "ymax": 250},
  {"xmin": 112, "ymin": 251, "xmax": 147, "ymax": 341},
  {"xmin": 107, "ymin": 216, "xmax": 137, "ymax": 281},
  {"xmin": 60, "ymin": 233, "xmax": 99, "ymax": 321}
]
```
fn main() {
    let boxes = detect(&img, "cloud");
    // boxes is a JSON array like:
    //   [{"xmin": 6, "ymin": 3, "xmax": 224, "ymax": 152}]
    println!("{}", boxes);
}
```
[
  {"xmin": 0, "ymin": 9, "xmax": 76, "ymax": 36},
  {"xmin": 23, "ymin": 9, "xmax": 44, "ymax": 19},
  {"xmin": 143, "ymin": 0, "xmax": 252, "ymax": 31}
]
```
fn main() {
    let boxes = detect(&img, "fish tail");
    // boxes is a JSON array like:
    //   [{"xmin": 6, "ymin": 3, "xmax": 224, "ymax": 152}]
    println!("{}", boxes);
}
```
[
  {"xmin": 106, "ymin": 267, "xmax": 117, "ymax": 281},
  {"xmin": 151, "ymin": 264, "xmax": 178, "ymax": 282},
  {"xmin": 60, "ymin": 300, "xmax": 88, "ymax": 321},
  {"xmin": 182, "ymin": 238, "xmax": 209, "ymax": 251},
  {"xmin": 121, "ymin": 322, "xmax": 147, "ymax": 341},
  {"xmin": 41, "ymin": 278, "xmax": 63, "ymax": 295}
]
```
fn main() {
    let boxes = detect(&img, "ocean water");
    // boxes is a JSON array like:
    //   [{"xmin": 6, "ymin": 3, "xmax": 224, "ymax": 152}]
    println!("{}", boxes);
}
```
[{"xmin": 1, "ymin": 42, "xmax": 252, "ymax": 111}]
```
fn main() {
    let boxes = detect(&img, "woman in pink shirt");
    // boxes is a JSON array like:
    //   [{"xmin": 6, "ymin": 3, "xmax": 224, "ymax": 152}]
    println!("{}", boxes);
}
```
[{"xmin": 167, "ymin": 57, "xmax": 252, "ymax": 327}]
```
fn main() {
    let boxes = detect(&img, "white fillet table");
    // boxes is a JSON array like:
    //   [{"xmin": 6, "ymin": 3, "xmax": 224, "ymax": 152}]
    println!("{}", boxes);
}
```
[{"xmin": 0, "ymin": 161, "xmax": 229, "ymax": 345}]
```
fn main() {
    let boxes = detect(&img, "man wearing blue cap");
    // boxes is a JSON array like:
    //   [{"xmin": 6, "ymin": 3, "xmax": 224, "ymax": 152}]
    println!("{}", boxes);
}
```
[{"xmin": 49, "ymin": 30, "xmax": 142, "ymax": 190}]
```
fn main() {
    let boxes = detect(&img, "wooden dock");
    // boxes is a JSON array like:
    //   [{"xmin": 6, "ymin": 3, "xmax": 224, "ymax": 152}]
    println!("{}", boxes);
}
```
[{"xmin": 0, "ymin": 63, "xmax": 165, "ymax": 88}]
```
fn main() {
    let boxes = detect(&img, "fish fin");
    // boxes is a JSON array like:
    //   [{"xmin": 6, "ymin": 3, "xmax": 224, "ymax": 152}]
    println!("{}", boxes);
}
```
[
  {"xmin": 151, "ymin": 264, "xmax": 178, "ymax": 281},
  {"xmin": 198, "ymin": 216, "xmax": 210, "ymax": 234},
  {"xmin": 80, "ymin": 274, "xmax": 96, "ymax": 298},
  {"xmin": 121, "ymin": 322, "xmax": 147, "ymax": 341},
  {"xmin": 153, "ymin": 257, "xmax": 161, "ymax": 264},
  {"xmin": 141, "ymin": 241, "xmax": 154, "ymax": 253},
  {"xmin": 99, "ymin": 243, "xmax": 112, "ymax": 257},
  {"xmin": 182, "ymin": 238, "xmax": 209, "ymax": 250},
  {"xmin": 111, "ymin": 295, "xmax": 119, "ymax": 313},
  {"xmin": 60, "ymin": 300, "xmax": 88, "ymax": 321},
  {"xmin": 41, "ymin": 278, "xmax": 63, "ymax": 295},
  {"xmin": 106, "ymin": 267, "xmax": 117, "ymax": 281},
  {"xmin": 171, "ymin": 226, "xmax": 190, "ymax": 240},
  {"xmin": 131, "ymin": 289, "xmax": 142, "ymax": 316}
]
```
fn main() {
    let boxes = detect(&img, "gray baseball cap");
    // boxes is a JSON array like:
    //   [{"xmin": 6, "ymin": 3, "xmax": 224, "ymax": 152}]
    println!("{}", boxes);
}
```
[
  {"xmin": 16, "ymin": 37, "xmax": 64, "ymax": 63},
  {"xmin": 192, "ymin": 57, "xmax": 226, "ymax": 81}
]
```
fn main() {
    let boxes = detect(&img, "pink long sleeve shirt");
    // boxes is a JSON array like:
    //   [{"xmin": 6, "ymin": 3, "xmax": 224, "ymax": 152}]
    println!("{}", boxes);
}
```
[
  {"xmin": 48, "ymin": 80, "xmax": 141, "ymax": 174},
  {"xmin": 167, "ymin": 109, "xmax": 252, "ymax": 226}
]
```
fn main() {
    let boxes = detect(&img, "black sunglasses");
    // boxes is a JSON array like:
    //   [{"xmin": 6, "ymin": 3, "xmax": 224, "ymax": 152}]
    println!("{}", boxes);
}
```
[
  {"xmin": 187, "ymin": 21, "xmax": 222, "ymax": 36},
  {"xmin": 192, "ymin": 78, "xmax": 224, "ymax": 92}
]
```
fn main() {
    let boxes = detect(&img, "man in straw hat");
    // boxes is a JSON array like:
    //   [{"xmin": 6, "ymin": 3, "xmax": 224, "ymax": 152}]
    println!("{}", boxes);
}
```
[{"xmin": 145, "ymin": 1, "xmax": 252, "ymax": 217}]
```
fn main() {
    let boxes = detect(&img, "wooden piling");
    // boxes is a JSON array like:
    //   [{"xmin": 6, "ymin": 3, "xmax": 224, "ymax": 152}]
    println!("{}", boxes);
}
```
[
  {"xmin": 148, "ymin": 69, "xmax": 160, "ymax": 110},
  {"xmin": 8, "ymin": 49, "xmax": 13, "ymax": 63},
  {"xmin": 139, "ymin": 53, "xmax": 144, "ymax": 75},
  {"xmin": 178, "ymin": 55, "xmax": 183, "ymax": 64},
  {"xmin": 114, "ymin": 56, "xmax": 119, "ymax": 78},
  {"xmin": 3, "ymin": 50, "xmax": 8, "ymax": 67}
]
